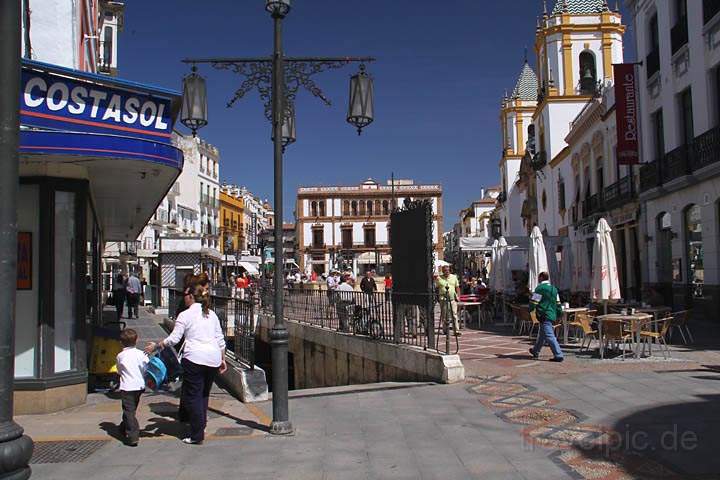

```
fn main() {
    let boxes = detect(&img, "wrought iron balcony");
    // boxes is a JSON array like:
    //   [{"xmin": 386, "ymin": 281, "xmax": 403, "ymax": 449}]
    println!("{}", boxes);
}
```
[
  {"xmin": 639, "ymin": 125, "xmax": 720, "ymax": 193},
  {"xmin": 531, "ymin": 151, "xmax": 547, "ymax": 171},
  {"xmin": 639, "ymin": 161, "xmax": 661, "ymax": 192},
  {"xmin": 646, "ymin": 49, "xmax": 660, "ymax": 79},
  {"xmin": 705, "ymin": 0, "xmax": 720, "ymax": 24},
  {"xmin": 671, "ymin": 20, "xmax": 689, "ymax": 55},
  {"xmin": 603, "ymin": 175, "xmax": 635, "ymax": 210},
  {"xmin": 582, "ymin": 192, "xmax": 604, "ymax": 218}
]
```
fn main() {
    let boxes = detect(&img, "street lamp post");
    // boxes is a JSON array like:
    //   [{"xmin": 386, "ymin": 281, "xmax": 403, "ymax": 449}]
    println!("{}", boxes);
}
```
[
  {"xmin": 0, "ymin": 0, "xmax": 34, "ymax": 477},
  {"xmin": 180, "ymin": 0, "xmax": 374, "ymax": 435}
]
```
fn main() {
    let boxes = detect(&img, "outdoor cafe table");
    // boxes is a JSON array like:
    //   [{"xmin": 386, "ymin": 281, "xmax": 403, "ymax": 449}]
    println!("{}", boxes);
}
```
[
  {"xmin": 561, "ymin": 307, "xmax": 588, "ymax": 345},
  {"xmin": 596, "ymin": 313, "xmax": 652, "ymax": 359}
]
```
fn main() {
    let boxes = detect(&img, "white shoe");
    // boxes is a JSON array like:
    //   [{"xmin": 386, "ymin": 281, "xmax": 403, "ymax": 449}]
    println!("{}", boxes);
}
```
[{"xmin": 181, "ymin": 437, "xmax": 202, "ymax": 445}]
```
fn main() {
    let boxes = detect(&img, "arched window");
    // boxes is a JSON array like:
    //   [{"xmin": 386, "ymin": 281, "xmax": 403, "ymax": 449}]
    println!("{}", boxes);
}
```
[
  {"xmin": 367, "ymin": 200, "xmax": 373, "ymax": 215},
  {"xmin": 382, "ymin": 200, "xmax": 389, "ymax": 215},
  {"xmin": 685, "ymin": 205, "xmax": 703, "ymax": 298},
  {"xmin": 374, "ymin": 200, "xmax": 381, "ymax": 215},
  {"xmin": 311, "ymin": 201, "xmax": 318, "ymax": 217},
  {"xmin": 343, "ymin": 200, "xmax": 350, "ymax": 216},
  {"xmin": 359, "ymin": 200, "xmax": 366, "ymax": 216},
  {"xmin": 579, "ymin": 51, "xmax": 597, "ymax": 94},
  {"xmin": 351, "ymin": 201, "xmax": 358, "ymax": 216},
  {"xmin": 319, "ymin": 201, "xmax": 326, "ymax": 217}
]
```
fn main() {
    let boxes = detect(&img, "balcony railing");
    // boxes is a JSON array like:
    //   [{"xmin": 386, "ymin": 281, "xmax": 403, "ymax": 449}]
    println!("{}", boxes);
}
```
[
  {"xmin": 646, "ymin": 49, "xmax": 660, "ymax": 79},
  {"xmin": 578, "ymin": 176, "xmax": 636, "ymax": 219},
  {"xmin": 671, "ymin": 20, "xmax": 689, "ymax": 55},
  {"xmin": 639, "ymin": 125, "xmax": 720, "ymax": 193},
  {"xmin": 705, "ymin": 0, "xmax": 720, "ymax": 24}
]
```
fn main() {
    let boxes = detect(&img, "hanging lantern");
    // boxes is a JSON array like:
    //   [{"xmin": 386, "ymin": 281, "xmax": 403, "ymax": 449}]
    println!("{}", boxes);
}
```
[
  {"xmin": 180, "ymin": 66, "xmax": 208, "ymax": 136},
  {"xmin": 347, "ymin": 64, "xmax": 374, "ymax": 135},
  {"xmin": 265, "ymin": 0, "xmax": 291, "ymax": 17},
  {"xmin": 272, "ymin": 109, "xmax": 296, "ymax": 148}
]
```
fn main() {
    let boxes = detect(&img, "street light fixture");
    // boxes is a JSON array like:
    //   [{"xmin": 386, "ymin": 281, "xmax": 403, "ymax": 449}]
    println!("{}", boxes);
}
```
[
  {"xmin": 180, "ymin": 66, "xmax": 208, "ymax": 137},
  {"xmin": 265, "ymin": 0, "xmax": 290, "ymax": 17},
  {"xmin": 347, "ymin": 64, "xmax": 375, "ymax": 135},
  {"xmin": 180, "ymin": 2, "xmax": 374, "ymax": 436}
]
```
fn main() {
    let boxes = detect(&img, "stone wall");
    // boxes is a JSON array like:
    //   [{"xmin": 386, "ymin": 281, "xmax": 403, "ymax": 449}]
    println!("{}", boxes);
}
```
[{"xmin": 257, "ymin": 314, "xmax": 464, "ymax": 389}]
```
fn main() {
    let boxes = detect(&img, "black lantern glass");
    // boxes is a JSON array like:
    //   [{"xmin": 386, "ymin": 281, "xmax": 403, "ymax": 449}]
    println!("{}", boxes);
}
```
[
  {"xmin": 181, "ymin": 67, "xmax": 208, "ymax": 136},
  {"xmin": 272, "ymin": 109, "xmax": 296, "ymax": 148},
  {"xmin": 265, "ymin": 0, "xmax": 291, "ymax": 17},
  {"xmin": 347, "ymin": 65, "xmax": 374, "ymax": 135}
]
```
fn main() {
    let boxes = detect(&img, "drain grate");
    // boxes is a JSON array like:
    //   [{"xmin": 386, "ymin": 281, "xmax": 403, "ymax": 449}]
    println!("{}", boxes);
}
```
[
  {"xmin": 31, "ymin": 440, "xmax": 108, "ymax": 464},
  {"xmin": 213, "ymin": 426, "xmax": 253, "ymax": 437}
]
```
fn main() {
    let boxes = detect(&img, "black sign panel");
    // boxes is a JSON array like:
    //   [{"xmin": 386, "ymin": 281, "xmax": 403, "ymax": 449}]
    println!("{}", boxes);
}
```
[{"xmin": 390, "ymin": 200, "xmax": 433, "ymax": 298}]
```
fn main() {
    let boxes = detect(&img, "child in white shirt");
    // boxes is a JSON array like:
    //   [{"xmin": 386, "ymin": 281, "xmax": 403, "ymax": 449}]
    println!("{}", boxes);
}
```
[{"xmin": 116, "ymin": 329, "xmax": 149, "ymax": 446}]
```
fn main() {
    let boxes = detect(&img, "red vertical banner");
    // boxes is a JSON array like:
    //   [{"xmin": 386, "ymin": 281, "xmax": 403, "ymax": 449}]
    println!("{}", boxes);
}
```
[{"xmin": 614, "ymin": 63, "xmax": 640, "ymax": 165}]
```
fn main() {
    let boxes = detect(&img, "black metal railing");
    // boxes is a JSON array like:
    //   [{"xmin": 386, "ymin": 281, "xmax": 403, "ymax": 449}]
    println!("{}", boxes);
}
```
[
  {"xmin": 269, "ymin": 288, "xmax": 433, "ymax": 350},
  {"xmin": 671, "ymin": 20, "xmax": 689, "ymax": 55},
  {"xmin": 691, "ymin": 124, "xmax": 720, "ymax": 171},
  {"xmin": 639, "ymin": 125, "xmax": 720, "ymax": 193},
  {"xmin": 705, "ymin": 0, "xmax": 720, "ymax": 24},
  {"xmin": 661, "ymin": 143, "xmax": 692, "ymax": 180},
  {"xmin": 646, "ymin": 49, "xmax": 660, "ymax": 79},
  {"xmin": 603, "ymin": 175, "xmax": 635, "ymax": 210},
  {"xmin": 160, "ymin": 287, "xmax": 256, "ymax": 368},
  {"xmin": 639, "ymin": 160, "xmax": 662, "ymax": 192}
]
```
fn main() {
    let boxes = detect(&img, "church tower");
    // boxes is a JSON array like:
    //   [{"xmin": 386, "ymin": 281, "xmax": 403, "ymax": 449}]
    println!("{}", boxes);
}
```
[
  {"xmin": 531, "ymin": 0, "xmax": 625, "ymax": 233},
  {"xmin": 497, "ymin": 59, "xmax": 538, "ymax": 237}
]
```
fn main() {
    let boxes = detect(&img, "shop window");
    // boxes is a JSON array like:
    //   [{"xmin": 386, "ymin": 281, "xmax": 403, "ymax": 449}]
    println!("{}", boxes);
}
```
[
  {"xmin": 656, "ymin": 212, "xmax": 673, "ymax": 284},
  {"xmin": 54, "ymin": 191, "xmax": 76, "ymax": 373},
  {"xmin": 685, "ymin": 204, "xmax": 703, "ymax": 298}
]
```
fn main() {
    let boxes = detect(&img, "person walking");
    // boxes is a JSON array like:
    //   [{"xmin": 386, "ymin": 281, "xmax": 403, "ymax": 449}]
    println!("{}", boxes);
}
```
[
  {"xmin": 436, "ymin": 265, "xmax": 461, "ymax": 336},
  {"xmin": 384, "ymin": 273, "xmax": 393, "ymax": 302},
  {"xmin": 146, "ymin": 284, "xmax": 227, "ymax": 444},
  {"xmin": 126, "ymin": 272, "xmax": 142, "ymax": 319},
  {"xmin": 113, "ymin": 273, "xmax": 127, "ymax": 321},
  {"xmin": 528, "ymin": 272, "xmax": 564, "ymax": 362}
]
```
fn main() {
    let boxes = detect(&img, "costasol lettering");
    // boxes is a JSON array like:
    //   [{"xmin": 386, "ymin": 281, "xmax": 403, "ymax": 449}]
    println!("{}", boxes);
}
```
[{"xmin": 23, "ymin": 76, "xmax": 168, "ymax": 130}]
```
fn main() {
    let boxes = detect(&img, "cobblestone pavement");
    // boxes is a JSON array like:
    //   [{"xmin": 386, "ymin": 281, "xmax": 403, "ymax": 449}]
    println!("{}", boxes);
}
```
[{"xmin": 23, "ymin": 308, "xmax": 720, "ymax": 479}]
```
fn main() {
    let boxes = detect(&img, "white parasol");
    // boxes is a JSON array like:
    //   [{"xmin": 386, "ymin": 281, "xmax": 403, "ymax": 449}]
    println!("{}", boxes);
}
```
[
  {"xmin": 497, "ymin": 236, "xmax": 510, "ymax": 292},
  {"xmin": 591, "ymin": 218, "xmax": 621, "ymax": 301},
  {"xmin": 528, "ymin": 226, "xmax": 549, "ymax": 292}
]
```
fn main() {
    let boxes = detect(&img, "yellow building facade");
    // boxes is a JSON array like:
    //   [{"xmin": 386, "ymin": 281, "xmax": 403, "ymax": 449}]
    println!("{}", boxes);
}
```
[{"xmin": 220, "ymin": 191, "xmax": 245, "ymax": 253}]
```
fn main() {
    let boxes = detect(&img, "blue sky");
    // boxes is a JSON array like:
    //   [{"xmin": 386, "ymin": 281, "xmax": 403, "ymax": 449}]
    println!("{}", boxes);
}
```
[{"xmin": 119, "ymin": 0, "xmax": 635, "ymax": 226}]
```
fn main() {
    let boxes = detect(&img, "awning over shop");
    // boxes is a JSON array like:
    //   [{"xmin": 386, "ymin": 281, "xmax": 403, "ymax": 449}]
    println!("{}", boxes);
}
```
[{"xmin": 238, "ymin": 261, "xmax": 259, "ymax": 275}]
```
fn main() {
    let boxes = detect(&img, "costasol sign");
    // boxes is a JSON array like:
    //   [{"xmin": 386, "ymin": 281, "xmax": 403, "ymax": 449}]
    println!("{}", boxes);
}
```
[
  {"xmin": 20, "ymin": 68, "xmax": 173, "ymax": 141},
  {"xmin": 614, "ymin": 63, "xmax": 639, "ymax": 165}
]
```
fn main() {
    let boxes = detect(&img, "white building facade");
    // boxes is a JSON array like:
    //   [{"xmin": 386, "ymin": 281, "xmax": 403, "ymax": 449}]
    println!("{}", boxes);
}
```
[
  {"xmin": 296, "ymin": 179, "xmax": 444, "ymax": 275},
  {"xmin": 629, "ymin": 0, "xmax": 720, "ymax": 316}
]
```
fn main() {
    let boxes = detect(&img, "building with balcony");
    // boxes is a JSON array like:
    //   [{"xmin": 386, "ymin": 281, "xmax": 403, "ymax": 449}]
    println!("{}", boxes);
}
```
[
  {"xmin": 296, "ymin": 178, "xmax": 443, "ymax": 275},
  {"xmin": 220, "ymin": 190, "xmax": 245, "ymax": 255},
  {"xmin": 628, "ymin": 0, "xmax": 720, "ymax": 316}
]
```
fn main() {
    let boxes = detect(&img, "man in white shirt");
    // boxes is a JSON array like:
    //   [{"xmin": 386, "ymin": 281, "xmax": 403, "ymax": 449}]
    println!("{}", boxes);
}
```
[
  {"xmin": 336, "ymin": 275, "xmax": 355, "ymax": 332},
  {"xmin": 116, "ymin": 329, "xmax": 149, "ymax": 446}
]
